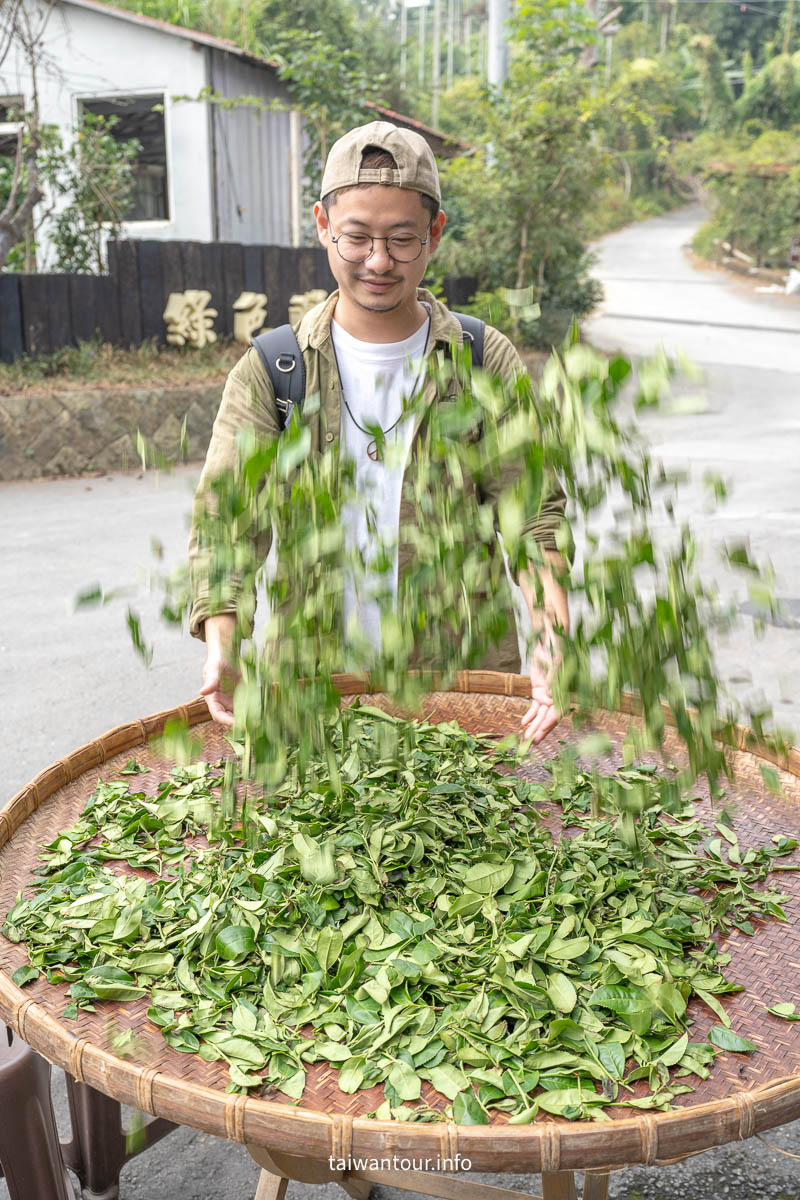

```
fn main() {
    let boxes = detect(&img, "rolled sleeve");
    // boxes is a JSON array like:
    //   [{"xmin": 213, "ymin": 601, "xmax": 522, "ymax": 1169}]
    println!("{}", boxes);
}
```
[
  {"xmin": 479, "ymin": 327, "xmax": 571, "ymax": 570},
  {"xmin": 188, "ymin": 348, "xmax": 280, "ymax": 640}
]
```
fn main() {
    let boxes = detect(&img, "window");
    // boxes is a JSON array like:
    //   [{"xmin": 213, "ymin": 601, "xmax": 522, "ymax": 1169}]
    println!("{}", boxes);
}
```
[
  {"xmin": 0, "ymin": 96, "xmax": 24, "ymax": 157},
  {"xmin": 80, "ymin": 94, "xmax": 168, "ymax": 221}
]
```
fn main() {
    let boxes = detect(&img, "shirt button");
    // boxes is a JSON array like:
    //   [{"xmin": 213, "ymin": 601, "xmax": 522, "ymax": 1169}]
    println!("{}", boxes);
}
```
[
  {"xmin": 329, "ymin": 381, "xmax": 336, "ymax": 390},
  {"xmin": 325, "ymin": 431, "xmax": 335, "ymax": 443}
]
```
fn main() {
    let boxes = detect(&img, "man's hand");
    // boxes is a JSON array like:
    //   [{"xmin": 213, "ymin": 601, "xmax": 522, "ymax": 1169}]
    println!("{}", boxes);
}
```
[
  {"xmin": 521, "ymin": 645, "xmax": 560, "ymax": 744},
  {"xmin": 518, "ymin": 552, "xmax": 569, "ymax": 746},
  {"xmin": 200, "ymin": 614, "xmax": 239, "ymax": 727}
]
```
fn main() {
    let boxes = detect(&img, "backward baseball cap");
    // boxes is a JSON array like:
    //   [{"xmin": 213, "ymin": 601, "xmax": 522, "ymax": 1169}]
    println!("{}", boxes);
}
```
[{"xmin": 320, "ymin": 121, "xmax": 441, "ymax": 205}]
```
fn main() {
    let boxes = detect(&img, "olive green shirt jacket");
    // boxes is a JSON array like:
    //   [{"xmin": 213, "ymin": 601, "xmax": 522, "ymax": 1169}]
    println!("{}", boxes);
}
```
[{"xmin": 188, "ymin": 288, "xmax": 567, "ymax": 673}]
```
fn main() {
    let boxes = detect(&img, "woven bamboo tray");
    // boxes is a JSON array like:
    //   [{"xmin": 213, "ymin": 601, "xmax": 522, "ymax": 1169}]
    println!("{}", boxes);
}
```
[{"xmin": 1, "ymin": 671, "xmax": 800, "ymax": 1175}]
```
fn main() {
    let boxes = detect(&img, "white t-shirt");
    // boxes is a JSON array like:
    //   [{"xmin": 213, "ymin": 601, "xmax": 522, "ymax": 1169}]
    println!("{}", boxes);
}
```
[{"xmin": 331, "ymin": 310, "xmax": 431, "ymax": 658}]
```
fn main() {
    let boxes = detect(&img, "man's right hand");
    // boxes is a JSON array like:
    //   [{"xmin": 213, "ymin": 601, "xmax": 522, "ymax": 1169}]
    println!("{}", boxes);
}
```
[{"xmin": 200, "ymin": 614, "xmax": 239, "ymax": 727}]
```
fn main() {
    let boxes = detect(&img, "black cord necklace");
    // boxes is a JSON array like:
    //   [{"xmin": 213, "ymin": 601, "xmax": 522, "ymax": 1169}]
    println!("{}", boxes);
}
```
[{"xmin": 331, "ymin": 310, "xmax": 433, "ymax": 462}]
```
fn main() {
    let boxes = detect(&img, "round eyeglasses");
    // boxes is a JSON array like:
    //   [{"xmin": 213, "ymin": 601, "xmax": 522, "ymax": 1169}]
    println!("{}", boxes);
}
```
[{"xmin": 329, "ymin": 224, "xmax": 431, "ymax": 264}]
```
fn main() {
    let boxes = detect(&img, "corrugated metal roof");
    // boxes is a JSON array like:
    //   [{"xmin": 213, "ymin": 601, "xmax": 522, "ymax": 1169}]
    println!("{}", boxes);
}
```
[
  {"xmin": 365, "ymin": 101, "xmax": 474, "ymax": 156},
  {"xmin": 60, "ymin": 0, "xmax": 280, "ymax": 70}
]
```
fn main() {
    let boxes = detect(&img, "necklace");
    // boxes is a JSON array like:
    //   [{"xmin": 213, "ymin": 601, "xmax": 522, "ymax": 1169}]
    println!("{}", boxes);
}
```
[{"xmin": 331, "ymin": 311, "xmax": 432, "ymax": 462}]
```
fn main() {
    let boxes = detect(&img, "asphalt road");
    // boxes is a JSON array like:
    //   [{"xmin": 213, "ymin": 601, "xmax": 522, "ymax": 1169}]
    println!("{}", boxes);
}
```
[{"xmin": 3, "ymin": 203, "xmax": 800, "ymax": 1199}]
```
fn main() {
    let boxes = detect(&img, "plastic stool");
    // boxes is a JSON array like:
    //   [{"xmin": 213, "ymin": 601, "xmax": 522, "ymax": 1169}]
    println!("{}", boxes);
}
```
[
  {"xmin": 61, "ymin": 1075, "xmax": 177, "ymax": 1200},
  {"xmin": 0, "ymin": 1021, "xmax": 73, "ymax": 1200}
]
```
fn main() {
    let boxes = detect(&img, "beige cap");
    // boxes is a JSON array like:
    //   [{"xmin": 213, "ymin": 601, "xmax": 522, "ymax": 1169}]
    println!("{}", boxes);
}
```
[{"xmin": 320, "ymin": 121, "xmax": 441, "ymax": 204}]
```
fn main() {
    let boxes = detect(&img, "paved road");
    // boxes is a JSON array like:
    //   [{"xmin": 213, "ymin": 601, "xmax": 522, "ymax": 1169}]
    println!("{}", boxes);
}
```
[{"xmin": 3, "ymin": 204, "xmax": 800, "ymax": 1199}]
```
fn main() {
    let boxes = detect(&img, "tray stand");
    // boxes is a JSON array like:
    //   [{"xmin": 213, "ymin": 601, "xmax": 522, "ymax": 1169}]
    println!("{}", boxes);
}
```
[{"xmin": 248, "ymin": 1147, "xmax": 611, "ymax": 1200}]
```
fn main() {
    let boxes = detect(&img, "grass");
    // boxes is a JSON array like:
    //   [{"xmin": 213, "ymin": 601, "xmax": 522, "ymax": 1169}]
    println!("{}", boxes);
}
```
[{"xmin": 0, "ymin": 336, "xmax": 245, "ymax": 397}]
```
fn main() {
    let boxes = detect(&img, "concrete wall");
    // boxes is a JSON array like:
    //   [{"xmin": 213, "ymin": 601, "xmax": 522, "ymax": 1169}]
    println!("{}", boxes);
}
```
[{"xmin": 0, "ymin": 382, "xmax": 221, "ymax": 480}]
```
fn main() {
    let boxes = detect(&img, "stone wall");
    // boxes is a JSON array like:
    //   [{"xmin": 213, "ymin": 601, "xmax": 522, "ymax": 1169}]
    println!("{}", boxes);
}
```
[{"xmin": 0, "ymin": 383, "xmax": 223, "ymax": 480}]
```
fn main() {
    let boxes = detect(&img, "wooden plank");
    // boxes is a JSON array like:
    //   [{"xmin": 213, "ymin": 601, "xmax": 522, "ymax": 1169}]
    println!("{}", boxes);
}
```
[
  {"xmin": 95, "ymin": 276, "xmax": 121, "ymax": 346},
  {"xmin": 253, "ymin": 1171, "xmax": 289, "ymax": 1200},
  {"xmin": 137, "ymin": 241, "xmax": 165, "ymax": 343},
  {"xmin": 261, "ymin": 245, "xmax": 283, "ymax": 325},
  {"xmin": 314, "ymin": 246, "xmax": 336, "ymax": 293},
  {"xmin": 19, "ymin": 275, "xmax": 54, "ymax": 354},
  {"xmin": 48, "ymin": 274, "xmax": 72, "ymax": 351},
  {"xmin": 68, "ymin": 274, "xmax": 99, "ymax": 344},
  {"xmin": 541, "ymin": 1172, "xmax": 577, "ymax": 1200},
  {"xmin": 355, "ymin": 1168, "xmax": 543, "ymax": 1200},
  {"xmin": 222, "ymin": 241, "xmax": 245, "ymax": 326},
  {"xmin": 180, "ymin": 240, "xmax": 206, "ymax": 290},
  {"xmin": 206, "ymin": 241, "xmax": 227, "ymax": 337},
  {"xmin": 0, "ymin": 274, "xmax": 24, "ymax": 362},
  {"xmin": 242, "ymin": 244, "xmax": 264, "ymax": 293},
  {"xmin": 113, "ymin": 239, "xmax": 142, "ymax": 346},
  {"xmin": 159, "ymin": 240, "xmax": 185, "ymax": 304},
  {"xmin": 582, "ymin": 1173, "xmax": 610, "ymax": 1200},
  {"xmin": 296, "ymin": 246, "xmax": 316, "ymax": 292},
  {"xmin": 339, "ymin": 1180, "xmax": 373, "ymax": 1200}
]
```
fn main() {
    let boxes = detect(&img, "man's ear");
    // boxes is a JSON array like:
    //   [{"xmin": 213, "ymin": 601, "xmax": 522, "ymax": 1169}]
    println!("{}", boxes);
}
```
[
  {"xmin": 429, "ymin": 210, "xmax": 447, "ymax": 253},
  {"xmin": 313, "ymin": 201, "xmax": 330, "ymax": 246}
]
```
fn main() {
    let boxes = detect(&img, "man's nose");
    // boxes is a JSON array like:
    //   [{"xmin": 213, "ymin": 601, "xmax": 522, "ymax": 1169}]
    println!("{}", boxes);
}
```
[{"xmin": 367, "ymin": 238, "xmax": 393, "ymax": 271}]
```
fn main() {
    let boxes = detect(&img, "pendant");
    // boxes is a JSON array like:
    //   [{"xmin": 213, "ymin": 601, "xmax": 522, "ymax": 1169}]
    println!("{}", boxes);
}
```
[{"xmin": 367, "ymin": 438, "xmax": 381, "ymax": 462}]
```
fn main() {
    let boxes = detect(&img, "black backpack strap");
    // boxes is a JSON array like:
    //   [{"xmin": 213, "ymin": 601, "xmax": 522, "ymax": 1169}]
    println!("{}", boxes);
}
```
[
  {"xmin": 251, "ymin": 325, "xmax": 306, "ymax": 428},
  {"xmin": 451, "ymin": 312, "xmax": 485, "ymax": 368}
]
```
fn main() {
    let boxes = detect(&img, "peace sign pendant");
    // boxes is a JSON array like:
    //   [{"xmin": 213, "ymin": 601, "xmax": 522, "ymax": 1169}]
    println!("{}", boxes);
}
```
[{"xmin": 367, "ymin": 439, "xmax": 381, "ymax": 462}]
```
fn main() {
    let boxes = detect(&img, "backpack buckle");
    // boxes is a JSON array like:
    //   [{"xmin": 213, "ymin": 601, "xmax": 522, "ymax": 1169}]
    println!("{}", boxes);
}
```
[{"xmin": 275, "ymin": 354, "xmax": 296, "ymax": 373}]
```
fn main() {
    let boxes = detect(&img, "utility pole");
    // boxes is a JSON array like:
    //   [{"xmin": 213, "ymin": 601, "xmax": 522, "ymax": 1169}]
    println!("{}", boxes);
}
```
[
  {"xmin": 418, "ymin": 0, "xmax": 426, "ymax": 89},
  {"xmin": 432, "ymin": 0, "xmax": 441, "ymax": 127},
  {"xmin": 487, "ymin": 0, "xmax": 509, "ymax": 88},
  {"xmin": 400, "ymin": 0, "xmax": 408, "ymax": 87},
  {"xmin": 447, "ymin": 0, "xmax": 455, "ymax": 90},
  {"xmin": 783, "ymin": 0, "xmax": 795, "ymax": 54}
]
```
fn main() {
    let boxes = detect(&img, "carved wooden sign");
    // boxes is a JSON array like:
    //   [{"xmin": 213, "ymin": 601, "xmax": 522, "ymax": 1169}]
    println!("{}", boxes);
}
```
[{"xmin": 163, "ymin": 289, "xmax": 328, "ymax": 346}]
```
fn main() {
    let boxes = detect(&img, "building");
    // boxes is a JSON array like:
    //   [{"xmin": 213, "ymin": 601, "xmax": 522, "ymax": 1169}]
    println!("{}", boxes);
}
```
[{"xmin": 0, "ymin": 0, "xmax": 304, "ymax": 257}]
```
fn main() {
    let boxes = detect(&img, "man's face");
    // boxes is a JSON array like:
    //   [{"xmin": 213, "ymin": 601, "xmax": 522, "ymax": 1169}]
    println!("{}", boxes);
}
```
[{"xmin": 314, "ymin": 186, "xmax": 446, "ymax": 317}]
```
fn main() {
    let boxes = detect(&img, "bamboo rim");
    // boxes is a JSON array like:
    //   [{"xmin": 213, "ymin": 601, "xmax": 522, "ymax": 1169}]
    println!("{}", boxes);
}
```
[{"xmin": 1, "ymin": 671, "xmax": 799, "ymax": 1175}]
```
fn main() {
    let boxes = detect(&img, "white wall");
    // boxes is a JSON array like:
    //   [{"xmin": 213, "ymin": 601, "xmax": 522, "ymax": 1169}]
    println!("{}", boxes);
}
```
[{"xmin": 0, "ymin": 0, "xmax": 216, "ymax": 263}]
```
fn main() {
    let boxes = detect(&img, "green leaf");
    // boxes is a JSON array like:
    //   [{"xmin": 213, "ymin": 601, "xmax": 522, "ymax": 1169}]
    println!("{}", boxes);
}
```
[
  {"xmin": 463, "ymin": 862, "xmax": 515, "ymax": 895},
  {"xmin": 215, "ymin": 925, "xmax": 256, "ymax": 961},
  {"xmin": 452, "ymin": 1088, "xmax": 489, "ymax": 1125},
  {"xmin": 316, "ymin": 927, "xmax": 344, "ymax": 972},
  {"xmin": 338, "ymin": 1057, "xmax": 366, "ymax": 1093},
  {"xmin": 83, "ymin": 966, "xmax": 146, "ymax": 1002},
  {"xmin": 547, "ymin": 972, "xmax": 577, "ymax": 1013},
  {"xmin": 424, "ymin": 1064, "xmax": 470, "ymax": 1100},
  {"xmin": 11, "ymin": 965, "xmax": 40, "ymax": 988},
  {"xmin": 767, "ymin": 1003, "xmax": 800, "ymax": 1021},
  {"xmin": 387, "ymin": 1061, "xmax": 421, "ymax": 1101},
  {"xmin": 708, "ymin": 1026, "xmax": 758, "ymax": 1054},
  {"xmin": 658, "ymin": 1032, "xmax": 689, "ymax": 1067}
]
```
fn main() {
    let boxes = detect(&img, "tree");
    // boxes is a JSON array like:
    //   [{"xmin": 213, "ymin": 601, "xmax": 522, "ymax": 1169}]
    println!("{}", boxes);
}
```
[
  {"xmin": 47, "ymin": 114, "xmax": 141, "ymax": 274},
  {"xmin": 439, "ymin": 49, "xmax": 605, "ymax": 345},
  {"xmin": 0, "ymin": 0, "xmax": 52, "ymax": 269}
]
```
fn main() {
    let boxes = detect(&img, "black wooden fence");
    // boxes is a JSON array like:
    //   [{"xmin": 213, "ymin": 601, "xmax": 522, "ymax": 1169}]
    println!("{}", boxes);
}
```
[
  {"xmin": 0, "ymin": 239, "xmax": 478, "ymax": 363},
  {"xmin": 0, "ymin": 240, "xmax": 337, "ymax": 363}
]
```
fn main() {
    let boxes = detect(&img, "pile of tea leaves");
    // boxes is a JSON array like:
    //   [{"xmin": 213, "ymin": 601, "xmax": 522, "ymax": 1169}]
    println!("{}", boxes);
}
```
[{"xmin": 4, "ymin": 706, "xmax": 796, "ymax": 1122}]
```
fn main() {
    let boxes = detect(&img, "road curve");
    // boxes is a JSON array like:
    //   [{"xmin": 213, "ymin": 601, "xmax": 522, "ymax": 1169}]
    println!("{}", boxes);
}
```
[{"xmin": 584, "ymin": 203, "xmax": 800, "ymax": 372}]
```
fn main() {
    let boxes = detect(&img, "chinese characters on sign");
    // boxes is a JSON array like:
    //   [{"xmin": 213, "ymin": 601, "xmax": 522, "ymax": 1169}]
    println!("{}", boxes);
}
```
[
  {"xmin": 288, "ymin": 289, "xmax": 329, "ymax": 326},
  {"xmin": 163, "ymin": 290, "xmax": 329, "ymax": 346},
  {"xmin": 163, "ymin": 290, "xmax": 218, "ymax": 348},
  {"xmin": 232, "ymin": 292, "xmax": 269, "ymax": 343}
]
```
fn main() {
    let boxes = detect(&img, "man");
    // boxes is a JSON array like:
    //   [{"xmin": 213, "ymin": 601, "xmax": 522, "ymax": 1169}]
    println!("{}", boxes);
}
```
[{"xmin": 189, "ymin": 121, "xmax": 569, "ymax": 743}]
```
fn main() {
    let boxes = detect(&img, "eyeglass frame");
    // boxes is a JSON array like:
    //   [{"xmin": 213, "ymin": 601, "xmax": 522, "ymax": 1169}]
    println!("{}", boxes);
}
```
[{"xmin": 327, "ymin": 220, "xmax": 433, "ymax": 264}]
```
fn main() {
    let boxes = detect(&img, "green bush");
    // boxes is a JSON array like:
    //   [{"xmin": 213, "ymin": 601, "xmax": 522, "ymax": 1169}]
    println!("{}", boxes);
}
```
[{"xmin": 673, "ymin": 126, "xmax": 800, "ymax": 268}]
